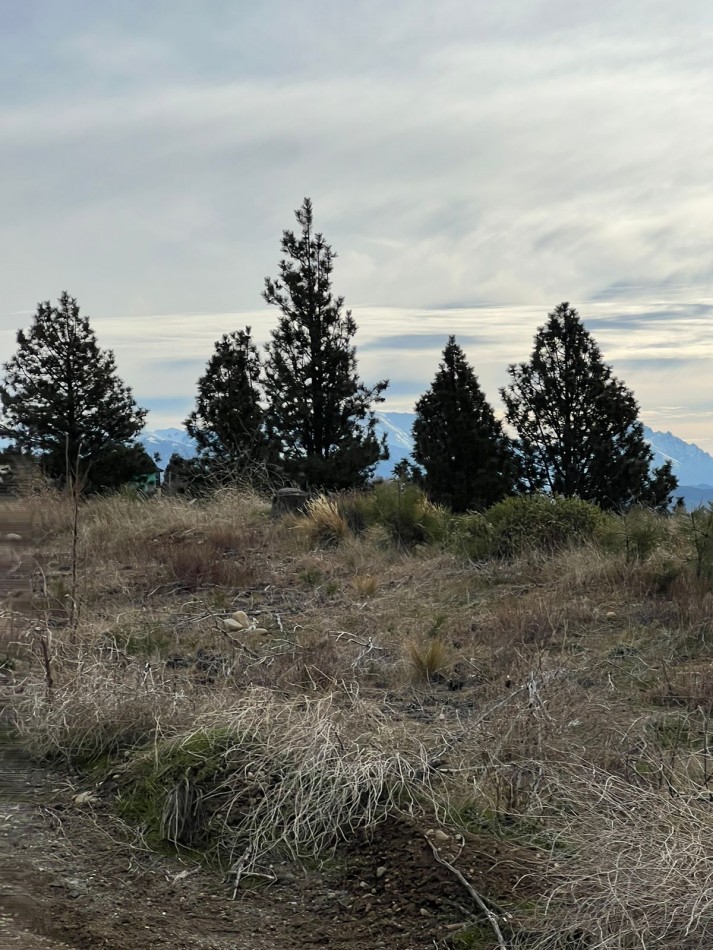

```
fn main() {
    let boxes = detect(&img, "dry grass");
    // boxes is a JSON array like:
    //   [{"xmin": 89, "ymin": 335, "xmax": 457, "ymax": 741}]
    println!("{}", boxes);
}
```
[
  {"xmin": 519, "ymin": 762, "xmax": 713, "ymax": 949},
  {"xmin": 8, "ymin": 488, "xmax": 713, "ymax": 945},
  {"xmin": 406, "ymin": 637, "xmax": 451, "ymax": 683},
  {"xmin": 120, "ymin": 689, "xmax": 446, "ymax": 881},
  {"xmin": 292, "ymin": 494, "xmax": 351, "ymax": 548}
]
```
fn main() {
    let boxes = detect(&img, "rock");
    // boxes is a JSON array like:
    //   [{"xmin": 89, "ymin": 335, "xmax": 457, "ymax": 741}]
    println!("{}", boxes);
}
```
[
  {"xmin": 375, "ymin": 866, "xmax": 387, "ymax": 879},
  {"xmin": 430, "ymin": 829, "xmax": 450, "ymax": 841},
  {"xmin": 5, "ymin": 533, "xmax": 22, "ymax": 542},
  {"xmin": 232, "ymin": 610, "xmax": 250, "ymax": 628},
  {"xmin": 73, "ymin": 791, "xmax": 99, "ymax": 806},
  {"xmin": 419, "ymin": 907, "xmax": 430, "ymax": 917},
  {"xmin": 223, "ymin": 618, "xmax": 243, "ymax": 631}
]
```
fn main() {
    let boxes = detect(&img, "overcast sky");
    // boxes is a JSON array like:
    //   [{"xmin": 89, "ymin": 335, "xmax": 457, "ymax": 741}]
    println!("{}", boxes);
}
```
[{"xmin": 2, "ymin": 1, "xmax": 712, "ymax": 444}]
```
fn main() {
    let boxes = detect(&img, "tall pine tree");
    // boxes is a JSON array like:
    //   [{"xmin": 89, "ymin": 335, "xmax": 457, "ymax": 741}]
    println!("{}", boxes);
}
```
[
  {"xmin": 501, "ymin": 302, "xmax": 676, "ymax": 510},
  {"xmin": 413, "ymin": 337, "xmax": 516, "ymax": 512},
  {"xmin": 0, "ymin": 292, "xmax": 147, "ymax": 484},
  {"xmin": 263, "ymin": 198, "xmax": 387, "ymax": 489},
  {"xmin": 185, "ymin": 328, "xmax": 271, "ymax": 478}
]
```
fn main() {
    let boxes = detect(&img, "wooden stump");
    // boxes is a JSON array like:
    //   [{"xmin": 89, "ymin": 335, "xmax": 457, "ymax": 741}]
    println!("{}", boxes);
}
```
[{"xmin": 270, "ymin": 488, "xmax": 311, "ymax": 518}]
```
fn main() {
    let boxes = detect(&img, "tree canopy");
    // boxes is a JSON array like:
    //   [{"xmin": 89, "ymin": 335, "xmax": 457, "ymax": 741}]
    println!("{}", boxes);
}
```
[
  {"xmin": 500, "ymin": 302, "xmax": 677, "ymax": 511},
  {"xmin": 0, "ymin": 292, "xmax": 147, "ymax": 485},
  {"xmin": 413, "ymin": 336, "xmax": 516, "ymax": 511},
  {"xmin": 262, "ymin": 198, "xmax": 387, "ymax": 489},
  {"xmin": 185, "ymin": 327, "xmax": 273, "ymax": 481}
]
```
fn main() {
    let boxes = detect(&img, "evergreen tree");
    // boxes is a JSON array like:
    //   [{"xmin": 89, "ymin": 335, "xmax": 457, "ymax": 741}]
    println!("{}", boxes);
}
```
[
  {"xmin": 0, "ymin": 292, "xmax": 147, "ymax": 484},
  {"xmin": 185, "ymin": 328, "xmax": 271, "ymax": 478},
  {"xmin": 84, "ymin": 442, "xmax": 158, "ymax": 494},
  {"xmin": 500, "ymin": 302, "xmax": 677, "ymax": 510},
  {"xmin": 413, "ymin": 336, "xmax": 516, "ymax": 512},
  {"xmin": 262, "ymin": 198, "xmax": 388, "ymax": 489}
]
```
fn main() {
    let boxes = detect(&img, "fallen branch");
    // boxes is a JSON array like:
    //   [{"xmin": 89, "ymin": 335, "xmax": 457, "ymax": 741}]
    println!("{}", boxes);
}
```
[{"xmin": 425, "ymin": 836, "xmax": 507, "ymax": 949}]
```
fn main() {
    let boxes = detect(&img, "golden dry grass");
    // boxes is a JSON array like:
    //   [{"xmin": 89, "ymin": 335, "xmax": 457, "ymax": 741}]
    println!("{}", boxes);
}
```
[{"xmin": 7, "ymin": 488, "xmax": 713, "ymax": 946}]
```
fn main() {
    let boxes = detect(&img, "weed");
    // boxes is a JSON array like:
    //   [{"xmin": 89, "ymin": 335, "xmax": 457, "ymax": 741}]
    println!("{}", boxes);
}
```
[
  {"xmin": 352, "ymin": 574, "xmax": 380, "ymax": 597},
  {"xmin": 406, "ymin": 637, "xmax": 450, "ymax": 683}
]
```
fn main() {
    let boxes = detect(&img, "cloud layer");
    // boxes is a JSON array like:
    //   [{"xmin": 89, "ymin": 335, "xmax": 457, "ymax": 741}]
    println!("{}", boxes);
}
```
[{"xmin": 2, "ymin": 2, "xmax": 712, "ymax": 444}]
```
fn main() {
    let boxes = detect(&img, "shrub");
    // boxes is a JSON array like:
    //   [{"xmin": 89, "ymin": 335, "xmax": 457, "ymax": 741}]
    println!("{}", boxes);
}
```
[
  {"xmin": 365, "ymin": 481, "xmax": 448, "ymax": 548},
  {"xmin": 599, "ymin": 506, "xmax": 671, "ymax": 562},
  {"xmin": 487, "ymin": 494, "xmax": 606, "ymax": 556},
  {"xmin": 444, "ymin": 511, "xmax": 495, "ymax": 560},
  {"xmin": 681, "ymin": 505, "xmax": 713, "ymax": 580}
]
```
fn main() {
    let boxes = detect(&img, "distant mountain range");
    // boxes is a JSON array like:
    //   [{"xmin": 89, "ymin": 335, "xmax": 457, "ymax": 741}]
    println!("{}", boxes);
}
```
[
  {"xmin": 140, "ymin": 416, "xmax": 713, "ymax": 508},
  {"xmin": 642, "ymin": 427, "xmax": 713, "ymax": 487},
  {"xmin": 5, "ymin": 414, "xmax": 713, "ymax": 508}
]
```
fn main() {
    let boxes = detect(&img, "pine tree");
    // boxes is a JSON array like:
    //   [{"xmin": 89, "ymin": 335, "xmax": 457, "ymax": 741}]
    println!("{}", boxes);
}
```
[
  {"xmin": 413, "ymin": 336, "xmax": 516, "ymax": 512},
  {"xmin": 500, "ymin": 302, "xmax": 677, "ymax": 511},
  {"xmin": 262, "ymin": 198, "xmax": 388, "ymax": 489},
  {"xmin": 185, "ymin": 328, "xmax": 271, "ymax": 479},
  {"xmin": 0, "ymin": 292, "xmax": 147, "ymax": 485}
]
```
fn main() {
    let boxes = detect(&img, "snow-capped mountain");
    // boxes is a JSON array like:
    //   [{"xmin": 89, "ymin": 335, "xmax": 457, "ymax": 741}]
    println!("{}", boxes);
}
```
[
  {"xmin": 643, "ymin": 427, "xmax": 713, "ymax": 488},
  {"xmin": 139, "ymin": 428, "xmax": 196, "ymax": 469},
  {"xmin": 139, "ymin": 417, "xmax": 416, "ymax": 477},
  {"xmin": 374, "ymin": 412, "xmax": 416, "ymax": 478}
]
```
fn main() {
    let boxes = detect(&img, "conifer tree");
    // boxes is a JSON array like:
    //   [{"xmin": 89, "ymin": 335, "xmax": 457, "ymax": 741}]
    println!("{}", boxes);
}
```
[
  {"xmin": 501, "ymin": 302, "xmax": 677, "ymax": 510},
  {"xmin": 0, "ymin": 292, "xmax": 147, "ymax": 484},
  {"xmin": 185, "ymin": 328, "xmax": 271, "ymax": 478},
  {"xmin": 413, "ymin": 336, "xmax": 516, "ymax": 512},
  {"xmin": 263, "ymin": 198, "xmax": 387, "ymax": 489}
]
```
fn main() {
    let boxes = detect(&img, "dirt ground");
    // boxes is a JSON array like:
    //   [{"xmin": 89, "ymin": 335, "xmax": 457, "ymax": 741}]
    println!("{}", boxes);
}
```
[{"xmin": 0, "ymin": 731, "xmax": 531, "ymax": 950}]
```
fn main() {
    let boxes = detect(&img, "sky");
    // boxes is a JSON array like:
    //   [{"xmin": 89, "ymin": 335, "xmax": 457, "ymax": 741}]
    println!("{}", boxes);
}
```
[{"xmin": 2, "ymin": 1, "xmax": 713, "ymax": 444}]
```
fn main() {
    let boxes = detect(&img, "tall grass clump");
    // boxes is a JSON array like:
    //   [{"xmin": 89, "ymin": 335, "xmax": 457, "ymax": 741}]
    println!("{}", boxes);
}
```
[
  {"xmin": 117, "ymin": 689, "xmax": 444, "ymax": 881},
  {"xmin": 366, "ymin": 481, "xmax": 448, "ymax": 547},
  {"xmin": 293, "ymin": 495, "xmax": 352, "ymax": 548},
  {"xmin": 10, "ymin": 662, "xmax": 200, "ymax": 766},
  {"xmin": 487, "ymin": 495, "xmax": 607, "ymax": 557}
]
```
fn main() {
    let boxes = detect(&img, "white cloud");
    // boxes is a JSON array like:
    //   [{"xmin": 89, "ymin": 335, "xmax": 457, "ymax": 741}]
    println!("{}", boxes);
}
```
[{"xmin": 1, "ymin": 1, "xmax": 713, "ymax": 440}]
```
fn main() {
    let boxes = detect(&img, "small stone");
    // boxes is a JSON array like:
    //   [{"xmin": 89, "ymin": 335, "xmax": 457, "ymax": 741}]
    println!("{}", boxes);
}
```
[
  {"xmin": 359, "ymin": 880, "xmax": 369, "ymax": 889},
  {"xmin": 375, "ymin": 866, "xmax": 387, "ymax": 879},
  {"xmin": 432, "ymin": 829, "xmax": 449, "ymax": 841},
  {"xmin": 5, "ymin": 533, "xmax": 22, "ymax": 542},
  {"xmin": 419, "ymin": 907, "xmax": 430, "ymax": 917},
  {"xmin": 73, "ymin": 791, "xmax": 98, "ymax": 806},
  {"xmin": 232, "ymin": 610, "xmax": 250, "ymax": 628},
  {"xmin": 223, "ymin": 618, "xmax": 242, "ymax": 631}
]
